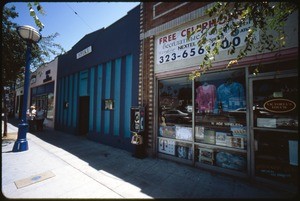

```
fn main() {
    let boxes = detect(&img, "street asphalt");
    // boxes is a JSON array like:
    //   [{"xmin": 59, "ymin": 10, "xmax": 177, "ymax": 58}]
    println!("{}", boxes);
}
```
[{"xmin": 1, "ymin": 118, "xmax": 298, "ymax": 199}]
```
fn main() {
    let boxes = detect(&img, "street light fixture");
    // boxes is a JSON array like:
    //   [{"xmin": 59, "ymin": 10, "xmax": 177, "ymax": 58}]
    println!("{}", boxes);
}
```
[{"xmin": 12, "ymin": 25, "xmax": 41, "ymax": 152}]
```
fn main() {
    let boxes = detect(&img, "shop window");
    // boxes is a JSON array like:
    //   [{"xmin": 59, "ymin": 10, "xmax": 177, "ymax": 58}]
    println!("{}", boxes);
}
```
[
  {"xmin": 194, "ymin": 69, "xmax": 247, "ymax": 172},
  {"xmin": 158, "ymin": 77, "xmax": 193, "ymax": 161},
  {"xmin": 47, "ymin": 93, "xmax": 54, "ymax": 119},
  {"xmin": 253, "ymin": 76, "xmax": 298, "ymax": 184}
]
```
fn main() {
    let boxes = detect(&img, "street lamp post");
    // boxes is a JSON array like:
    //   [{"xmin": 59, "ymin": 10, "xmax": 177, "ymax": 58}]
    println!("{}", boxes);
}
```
[{"xmin": 12, "ymin": 25, "xmax": 41, "ymax": 152}]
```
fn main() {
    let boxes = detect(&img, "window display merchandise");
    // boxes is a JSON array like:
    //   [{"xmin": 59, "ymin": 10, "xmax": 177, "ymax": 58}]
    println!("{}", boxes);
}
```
[
  {"xmin": 194, "ymin": 69, "xmax": 247, "ymax": 172},
  {"xmin": 196, "ymin": 83, "xmax": 216, "ymax": 113},
  {"xmin": 158, "ymin": 77, "xmax": 193, "ymax": 161},
  {"xmin": 157, "ymin": 66, "xmax": 298, "ymax": 187},
  {"xmin": 158, "ymin": 69, "xmax": 248, "ymax": 170}
]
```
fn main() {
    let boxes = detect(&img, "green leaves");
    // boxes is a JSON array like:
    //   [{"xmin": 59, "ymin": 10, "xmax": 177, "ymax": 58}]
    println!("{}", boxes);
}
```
[
  {"xmin": 27, "ymin": 2, "xmax": 45, "ymax": 32},
  {"xmin": 188, "ymin": 2, "xmax": 297, "ymax": 80}
]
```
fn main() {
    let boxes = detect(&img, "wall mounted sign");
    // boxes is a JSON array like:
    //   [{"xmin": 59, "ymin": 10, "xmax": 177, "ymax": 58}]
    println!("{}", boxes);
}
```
[
  {"xmin": 76, "ymin": 46, "xmax": 92, "ymax": 59},
  {"xmin": 43, "ymin": 70, "xmax": 52, "ymax": 83},
  {"xmin": 156, "ymin": 17, "xmax": 259, "ymax": 65},
  {"xmin": 263, "ymin": 99, "xmax": 296, "ymax": 113}
]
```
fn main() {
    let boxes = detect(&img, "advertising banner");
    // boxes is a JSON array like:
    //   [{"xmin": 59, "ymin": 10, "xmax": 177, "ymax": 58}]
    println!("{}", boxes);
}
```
[{"xmin": 156, "ymin": 17, "xmax": 259, "ymax": 65}]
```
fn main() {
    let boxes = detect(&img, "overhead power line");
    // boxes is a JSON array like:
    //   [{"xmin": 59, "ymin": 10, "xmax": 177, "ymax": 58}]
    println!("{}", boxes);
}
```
[{"xmin": 65, "ymin": 3, "xmax": 93, "ymax": 31}]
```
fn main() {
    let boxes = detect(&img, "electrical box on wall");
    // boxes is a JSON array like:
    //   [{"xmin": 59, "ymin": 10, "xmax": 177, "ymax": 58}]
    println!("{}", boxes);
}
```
[{"xmin": 130, "ymin": 107, "xmax": 145, "ymax": 133}]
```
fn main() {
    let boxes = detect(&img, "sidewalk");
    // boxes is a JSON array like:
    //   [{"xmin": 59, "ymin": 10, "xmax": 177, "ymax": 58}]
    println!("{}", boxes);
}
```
[{"xmin": 1, "ymin": 120, "xmax": 297, "ymax": 199}]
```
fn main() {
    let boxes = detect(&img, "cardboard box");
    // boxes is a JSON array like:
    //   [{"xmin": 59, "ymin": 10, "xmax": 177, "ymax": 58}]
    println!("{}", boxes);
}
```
[
  {"xmin": 199, "ymin": 148, "xmax": 214, "ymax": 160},
  {"xmin": 216, "ymin": 132, "xmax": 228, "ymax": 146},
  {"xmin": 215, "ymin": 151, "xmax": 246, "ymax": 171},
  {"xmin": 195, "ymin": 126, "xmax": 204, "ymax": 141},
  {"xmin": 176, "ymin": 143, "xmax": 192, "ymax": 160},
  {"xmin": 204, "ymin": 130, "xmax": 216, "ymax": 144},
  {"xmin": 158, "ymin": 138, "xmax": 175, "ymax": 155},
  {"xmin": 176, "ymin": 126, "xmax": 193, "ymax": 141},
  {"xmin": 159, "ymin": 126, "xmax": 176, "ymax": 138},
  {"xmin": 226, "ymin": 136, "xmax": 245, "ymax": 149}
]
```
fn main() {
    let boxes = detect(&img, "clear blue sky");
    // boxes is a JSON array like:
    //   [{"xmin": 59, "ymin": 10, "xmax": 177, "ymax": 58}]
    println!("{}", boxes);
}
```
[{"xmin": 4, "ymin": 2, "xmax": 140, "ymax": 61}]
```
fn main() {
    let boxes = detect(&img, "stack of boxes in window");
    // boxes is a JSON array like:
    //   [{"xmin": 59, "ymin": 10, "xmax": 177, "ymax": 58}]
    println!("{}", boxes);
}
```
[
  {"xmin": 204, "ymin": 130, "xmax": 216, "ymax": 144},
  {"xmin": 199, "ymin": 148, "xmax": 214, "ymax": 165},
  {"xmin": 196, "ymin": 125, "xmax": 246, "ymax": 149},
  {"xmin": 228, "ymin": 126, "xmax": 247, "ymax": 149},
  {"xmin": 175, "ymin": 126, "xmax": 193, "ymax": 159},
  {"xmin": 158, "ymin": 126, "xmax": 176, "ymax": 155},
  {"xmin": 158, "ymin": 138, "xmax": 176, "ymax": 155},
  {"xmin": 176, "ymin": 142, "xmax": 192, "ymax": 159}
]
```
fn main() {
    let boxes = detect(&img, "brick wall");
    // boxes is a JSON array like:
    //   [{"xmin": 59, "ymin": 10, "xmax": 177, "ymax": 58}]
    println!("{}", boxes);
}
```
[{"xmin": 139, "ymin": 2, "xmax": 210, "ymax": 156}]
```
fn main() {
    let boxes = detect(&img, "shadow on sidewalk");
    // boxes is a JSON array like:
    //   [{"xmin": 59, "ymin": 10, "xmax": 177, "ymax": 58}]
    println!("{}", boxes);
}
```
[
  {"xmin": 7, "ymin": 118, "xmax": 167, "ymax": 198},
  {"xmin": 6, "ymin": 118, "xmax": 296, "ymax": 199}
]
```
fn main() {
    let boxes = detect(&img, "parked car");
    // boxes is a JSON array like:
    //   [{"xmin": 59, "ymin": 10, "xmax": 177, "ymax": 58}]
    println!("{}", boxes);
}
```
[{"xmin": 162, "ymin": 109, "xmax": 191, "ymax": 124}]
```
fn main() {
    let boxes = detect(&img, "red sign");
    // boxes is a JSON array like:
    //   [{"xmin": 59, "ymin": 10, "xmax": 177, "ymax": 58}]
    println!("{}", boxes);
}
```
[{"xmin": 264, "ymin": 99, "xmax": 296, "ymax": 113}]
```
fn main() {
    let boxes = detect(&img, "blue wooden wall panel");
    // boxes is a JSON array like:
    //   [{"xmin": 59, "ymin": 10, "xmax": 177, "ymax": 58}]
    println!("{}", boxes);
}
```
[
  {"xmin": 124, "ymin": 55, "xmax": 133, "ymax": 138},
  {"xmin": 104, "ymin": 61, "xmax": 111, "ymax": 135},
  {"xmin": 63, "ymin": 76, "xmax": 69, "ymax": 126},
  {"xmin": 79, "ymin": 70, "xmax": 88, "ymax": 96},
  {"xmin": 89, "ymin": 67, "xmax": 95, "ymax": 132},
  {"xmin": 68, "ymin": 74, "xmax": 73, "ymax": 127},
  {"xmin": 96, "ymin": 65, "xmax": 103, "ymax": 133},
  {"xmin": 57, "ymin": 78, "xmax": 62, "ymax": 125},
  {"xmin": 73, "ymin": 73, "xmax": 78, "ymax": 127},
  {"xmin": 113, "ymin": 58, "xmax": 121, "ymax": 136}
]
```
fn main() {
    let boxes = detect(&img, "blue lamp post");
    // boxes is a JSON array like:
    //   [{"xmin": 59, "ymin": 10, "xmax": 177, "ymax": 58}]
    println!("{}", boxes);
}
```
[{"xmin": 12, "ymin": 25, "xmax": 41, "ymax": 152}]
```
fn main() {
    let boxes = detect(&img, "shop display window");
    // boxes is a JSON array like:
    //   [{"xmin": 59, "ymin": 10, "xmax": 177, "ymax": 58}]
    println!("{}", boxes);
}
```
[
  {"xmin": 47, "ymin": 93, "xmax": 54, "ymax": 119},
  {"xmin": 253, "ymin": 76, "xmax": 298, "ymax": 184},
  {"xmin": 158, "ymin": 77, "xmax": 193, "ymax": 160},
  {"xmin": 194, "ymin": 69, "xmax": 247, "ymax": 172}
]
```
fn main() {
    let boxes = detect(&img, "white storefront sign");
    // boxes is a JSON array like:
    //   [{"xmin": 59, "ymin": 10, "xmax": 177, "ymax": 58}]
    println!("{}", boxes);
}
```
[
  {"xmin": 76, "ymin": 46, "xmax": 92, "ymax": 59},
  {"xmin": 156, "ymin": 17, "xmax": 259, "ymax": 65}
]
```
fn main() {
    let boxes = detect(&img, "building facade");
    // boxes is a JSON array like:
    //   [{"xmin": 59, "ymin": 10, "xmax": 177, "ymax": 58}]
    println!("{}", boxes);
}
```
[
  {"xmin": 55, "ymin": 6, "xmax": 140, "ymax": 152},
  {"xmin": 140, "ymin": 2, "xmax": 298, "ymax": 191},
  {"xmin": 29, "ymin": 57, "xmax": 58, "ymax": 128}
]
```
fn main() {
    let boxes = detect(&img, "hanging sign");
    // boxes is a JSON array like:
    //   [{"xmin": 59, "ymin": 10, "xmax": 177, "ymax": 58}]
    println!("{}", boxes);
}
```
[
  {"xmin": 263, "ymin": 99, "xmax": 296, "ymax": 113},
  {"xmin": 156, "ymin": 17, "xmax": 259, "ymax": 65}
]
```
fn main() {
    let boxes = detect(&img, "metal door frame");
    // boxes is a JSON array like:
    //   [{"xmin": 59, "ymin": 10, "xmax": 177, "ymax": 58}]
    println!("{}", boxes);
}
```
[{"xmin": 248, "ymin": 69, "xmax": 298, "ymax": 180}]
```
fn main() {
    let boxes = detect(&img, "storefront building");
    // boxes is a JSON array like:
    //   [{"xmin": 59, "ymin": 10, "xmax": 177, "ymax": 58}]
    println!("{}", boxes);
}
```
[
  {"xmin": 55, "ymin": 6, "xmax": 140, "ymax": 152},
  {"xmin": 29, "ymin": 57, "xmax": 58, "ymax": 128},
  {"xmin": 140, "ymin": 2, "xmax": 298, "ymax": 191},
  {"xmin": 14, "ymin": 80, "xmax": 24, "ymax": 119}
]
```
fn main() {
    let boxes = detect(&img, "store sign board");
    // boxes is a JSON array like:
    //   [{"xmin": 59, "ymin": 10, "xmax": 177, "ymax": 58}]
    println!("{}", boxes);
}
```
[
  {"xmin": 156, "ymin": 17, "xmax": 259, "ymax": 65},
  {"xmin": 76, "ymin": 46, "xmax": 92, "ymax": 59},
  {"xmin": 263, "ymin": 99, "xmax": 296, "ymax": 113}
]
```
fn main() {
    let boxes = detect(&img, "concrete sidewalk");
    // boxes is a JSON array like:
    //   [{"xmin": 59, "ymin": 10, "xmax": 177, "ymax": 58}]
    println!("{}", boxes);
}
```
[{"xmin": 1, "ymin": 120, "xmax": 297, "ymax": 199}]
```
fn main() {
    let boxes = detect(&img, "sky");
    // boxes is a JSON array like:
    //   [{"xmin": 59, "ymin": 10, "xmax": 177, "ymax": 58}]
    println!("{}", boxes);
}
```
[{"xmin": 4, "ymin": 1, "xmax": 140, "ymax": 61}]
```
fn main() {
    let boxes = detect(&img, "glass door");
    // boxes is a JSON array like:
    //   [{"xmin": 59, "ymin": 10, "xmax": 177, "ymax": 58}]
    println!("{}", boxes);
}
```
[{"xmin": 250, "ymin": 72, "xmax": 298, "ymax": 186}]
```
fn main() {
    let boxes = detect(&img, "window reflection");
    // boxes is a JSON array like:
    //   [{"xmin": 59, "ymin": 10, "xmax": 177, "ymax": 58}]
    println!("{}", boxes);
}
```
[{"xmin": 158, "ymin": 77, "xmax": 193, "ymax": 161}]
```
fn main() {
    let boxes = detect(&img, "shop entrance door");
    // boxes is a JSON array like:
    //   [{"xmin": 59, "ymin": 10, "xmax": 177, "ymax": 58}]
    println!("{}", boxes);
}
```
[
  {"xmin": 79, "ymin": 96, "xmax": 90, "ymax": 135},
  {"xmin": 249, "ymin": 71, "xmax": 298, "ymax": 187}
]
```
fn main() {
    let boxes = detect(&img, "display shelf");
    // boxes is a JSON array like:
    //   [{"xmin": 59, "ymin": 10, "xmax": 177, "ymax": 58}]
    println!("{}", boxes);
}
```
[
  {"xmin": 253, "ymin": 127, "xmax": 298, "ymax": 133},
  {"xmin": 158, "ymin": 136, "xmax": 193, "ymax": 143},
  {"xmin": 158, "ymin": 153, "xmax": 193, "ymax": 165},
  {"xmin": 194, "ymin": 142, "xmax": 247, "ymax": 154},
  {"xmin": 195, "ymin": 161, "xmax": 248, "ymax": 178}
]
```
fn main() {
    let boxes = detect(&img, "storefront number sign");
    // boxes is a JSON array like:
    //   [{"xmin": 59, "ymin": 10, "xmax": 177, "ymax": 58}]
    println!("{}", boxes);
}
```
[{"xmin": 156, "ymin": 17, "xmax": 259, "ymax": 65}]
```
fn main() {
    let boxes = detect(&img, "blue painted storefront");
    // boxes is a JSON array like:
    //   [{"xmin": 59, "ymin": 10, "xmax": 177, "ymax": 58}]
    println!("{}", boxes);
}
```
[{"xmin": 55, "ymin": 6, "xmax": 140, "ymax": 152}]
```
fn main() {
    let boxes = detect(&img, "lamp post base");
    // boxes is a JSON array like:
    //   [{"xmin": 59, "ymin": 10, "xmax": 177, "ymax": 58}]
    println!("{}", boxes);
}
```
[{"xmin": 12, "ymin": 123, "xmax": 29, "ymax": 152}]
